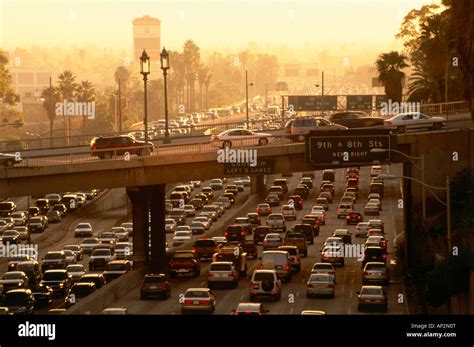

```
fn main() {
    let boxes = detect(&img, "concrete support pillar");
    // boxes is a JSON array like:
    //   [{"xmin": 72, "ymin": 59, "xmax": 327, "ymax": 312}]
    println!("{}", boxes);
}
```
[
  {"xmin": 250, "ymin": 175, "xmax": 266, "ymax": 197},
  {"xmin": 150, "ymin": 184, "xmax": 168, "ymax": 273},
  {"xmin": 126, "ymin": 187, "xmax": 149, "ymax": 269}
]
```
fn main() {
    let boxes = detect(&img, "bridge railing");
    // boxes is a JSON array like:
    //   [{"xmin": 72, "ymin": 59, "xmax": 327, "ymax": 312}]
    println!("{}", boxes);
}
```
[{"xmin": 420, "ymin": 100, "xmax": 470, "ymax": 117}]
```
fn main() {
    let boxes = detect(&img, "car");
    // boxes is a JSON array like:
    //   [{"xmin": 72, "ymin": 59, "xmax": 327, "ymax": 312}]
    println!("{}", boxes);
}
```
[
  {"xmin": 40, "ymin": 269, "xmax": 72, "ymax": 296},
  {"xmin": 355, "ymin": 222, "xmax": 371, "ymax": 238},
  {"xmin": 101, "ymin": 307, "xmax": 127, "ymax": 315},
  {"xmin": 102, "ymin": 260, "xmax": 132, "ymax": 282},
  {"xmin": 16, "ymin": 261, "xmax": 41, "ymax": 286},
  {"xmin": 235, "ymin": 181, "xmax": 245, "ymax": 192},
  {"xmin": 90, "ymin": 134, "xmax": 154, "ymax": 159},
  {"xmin": 320, "ymin": 245, "xmax": 344, "ymax": 267},
  {"xmin": 235, "ymin": 217, "xmax": 253, "ymax": 235},
  {"xmin": 190, "ymin": 198, "xmax": 204, "ymax": 210},
  {"xmin": 333, "ymin": 229, "xmax": 352, "ymax": 244},
  {"xmin": 322, "ymin": 169, "xmax": 336, "ymax": 182},
  {"xmin": 0, "ymin": 201, "xmax": 16, "ymax": 217},
  {"xmin": 216, "ymin": 197, "xmax": 231, "ymax": 210},
  {"xmin": 253, "ymin": 226, "xmax": 272, "ymax": 244},
  {"xmin": 265, "ymin": 194, "xmax": 280, "ymax": 207},
  {"xmin": 301, "ymin": 172, "xmax": 315, "ymax": 179},
  {"xmin": 193, "ymin": 216, "xmax": 211, "ymax": 230},
  {"xmin": 310, "ymin": 211, "xmax": 326, "ymax": 225},
  {"xmin": 1, "ymin": 271, "xmax": 29, "ymax": 294},
  {"xmin": 12, "ymin": 226, "xmax": 30, "ymax": 243},
  {"xmin": 209, "ymin": 178, "xmax": 223, "ymax": 190},
  {"xmin": 52, "ymin": 204, "xmax": 68, "ymax": 217},
  {"xmin": 169, "ymin": 209, "xmax": 187, "ymax": 225},
  {"xmin": 201, "ymin": 187, "xmax": 214, "ymax": 199},
  {"xmin": 346, "ymin": 171, "xmax": 359, "ymax": 181},
  {"xmin": 140, "ymin": 273, "xmax": 170, "ymax": 300},
  {"xmin": 232, "ymin": 303, "xmax": 269, "ymax": 315},
  {"xmin": 357, "ymin": 285, "xmax": 388, "ymax": 311},
  {"xmin": 369, "ymin": 182, "xmax": 384, "ymax": 198},
  {"xmin": 46, "ymin": 210, "xmax": 61, "ymax": 223},
  {"xmin": 164, "ymin": 218, "xmax": 178, "ymax": 233},
  {"xmin": 314, "ymin": 197, "xmax": 329, "ymax": 211},
  {"xmin": 74, "ymin": 223, "xmax": 93, "ymax": 237},
  {"xmin": 28, "ymin": 216, "xmax": 48, "ymax": 233},
  {"xmin": 239, "ymin": 176, "xmax": 251, "ymax": 186},
  {"xmin": 306, "ymin": 273, "xmax": 335, "ymax": 298},
  {"xmin": 248, "ymin": 269, "xmax": 281, "ymax": 302},
  {"xmin": 169, "ymin": 251, "xmax": 201, "ymax": 278},
  {"xmin": 278, "ymin": 245, "xmax": 301, "ymax": 272},
  {"xmin": 269, "ymin": 186, "xmax": 285, "ymax": 200},
  {"xmin": 364, "ymin": 202, "xmax": 380, "ymax": 215},
  {"xmin": 368, "ymin": 193, "xmax": 382, "ymax": 203},
  {"xmin": 200, "ymin": 205, "xmax": 219, "ymax": 222},
  {"xmin": 31, "ymin": 284, "xmax": 53, "ymax": 306},
  {"xmin": 262, "ymin": 233, "xmax": 283, "ymax": 251},
  {"xmin": 342, "ymin": 191, "xmax": 357, "ymax": 204},
  {"xmin": 370, "ymin": 165, "xmax": 383, "ymax": 177},
  {"xmin": 284, "ymin": 232, "xmax": 308, "ymax": 257},
  {"xmin": 273, "ymin": 178, "xmax": 289, "ymax": 194},
  {"xmin": 346, "ymin": 212, "xmax": 363, "ymax": 225},
  {"xmin": 120, "ymin": 222, "xmax": 133, "ymax": 236},
  {"xmin": 293, "ymin": 185, "xmax": 309, "ymax": 199},
  {"xmin": 367, "ymin": 235, "xmax": 388, "ymax": 250},
  {"xmin": 362, "ymin": 246, "xmax": 388, "ymax": 268},
  {"xmin": 287, "ymin": 195, "xmax": 303, "ymax": 210},
  {"xmin": 311, "ymin": 262, "xmax": 336, "ymax": 282},
  {"xmin": 63, "ymin": 250, "xmax": 77, "ymax": 266},
  {"xmin": 66, "ymin": 264, "xmax": 86, "ymax": 282},
  {"xmin": 77, "ymin": 273, "xmax": 106, "ymax": 290},
  {"xmin": 98, "ymin": 231, "xmax": 118, "ymax": 246},
  {"xmin": 2, "ymin": 230, "xmax": 20, "ymax": 245},
  {"xmin": 325, "ymin": 111, "xmax": 384, "ymax": 128},
  {"xmin": 367, "ymin": 229, "xmax": 385, "ymax": 238},
  {"xmin": 320, "ymin": 183, "xmax": 336, "ymax": 197},
  {"xmin": 283, "ymin": 116, "xmax": 347, "ymax": 142},
  {"xmin": 111, "ymin": 227, "xmax": 129, "ymax": 242},
  {"xmin": 181, "ymin": 288, "xmax": 216, "ymax": 314},
  {"xmin": 211, "ymin": 236, "xmax": 228, "ymax": 247},
  {"xmin": 41, "ymin": 251, "xmax": 67, "ymax": 272},
  {"xmin": 64, "ymin": 282, "xmax": 97, "ymax": 308},
  {"xmin": 207, "ymin": 261, "xmax": 239, "ymax": 289},
  {"xmin": 259, "ymin": 250, "xmax": 292, "ymax": 282},
  {"xmin": 384, "ymin": 112, "xmax": 445, "ymax": 133},
  {"xmin": 247, "ymin": 212, "xmax": 261, "ymax": 226},
  {"xmin": 363, "ymin": 262, "xmax": 390, "ymax": 285},
  {"xmin": 80, "ymin": 238, "xmax": 100, "ymax": 254},
  {"xmin": 368, "ymin": 219, "xmax": 385, "ymax": 233},
  {"xmin": 193, "ymin": 239, "xmax": 219, "ymax": 260},
  {"xmin": 211, "ymin": 128, "xmax": 271, "ymax": 148},
  {"xmin": 11, "ymin": 211, "xmax": 27, "ymax": 226},
  {"xmin": 266, "ymin": 213, "xmax": 286, "ymax": 233},
  {"xmin": 318, "ymin": 191, "xmax": 333, "ymax": 204},
  {"xmin": 310, "ymin": 204, "xmax": 325, "ymax": 214},
  {"xmin": 89, "ymin": 248, "xmax": 113, "ymax": 271},
  {"xmin": 280, "ymin": 204, "xmax": 297, "ymax": 221},
  {"xmin": 300, "ymin": 177, "xmax": 314, "ymax": 189},
  {"xmin": 2, "ymin": 289, "xmax": 35, "ymax": 314}
]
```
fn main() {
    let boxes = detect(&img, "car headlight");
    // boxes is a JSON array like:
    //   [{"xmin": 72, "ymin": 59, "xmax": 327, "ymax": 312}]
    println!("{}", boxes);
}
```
[
  {"xmin": 59, "ymin": 283, "xmax": 64, "ymax": 288},
  {"xmin": 17, "ymin": 307, "xmax": 26, "ymax": 312}
]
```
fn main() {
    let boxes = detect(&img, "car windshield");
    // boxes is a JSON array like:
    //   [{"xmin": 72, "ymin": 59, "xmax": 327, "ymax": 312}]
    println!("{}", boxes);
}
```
[
  {"xmin": 100, "ymin": 233, "xmax": 114, "ymax": 238},
  {"xmin": 314, "ymin": 264, "xmax": 333, "ymax": 270},
  {"xmin": 42, "ymin": 272, "xmax": 66, "ymax": 281},
  {"xmin": 165, "ymin": 220, "xmax": 175, "ymax": 225},
  {"xmin": 262, "ymin": 253, "xmax": 287, "ymax": 266},
  {"xmin": 280, "ymin": 247, "xmax": 297, "ymax": 255},
  {"xmin": 92, "ymin": 250, "xmax": 110, "ymax": 256},
  {"xmin": 71, "ymin": 285, "xmax": 94, "ymax": 298},
  {"xmin": 268, "ymin": 215, "xmax": 282, "ymax": 220},
  {"xmin": 44, "ymin": 253, "xmax": 63, "ymax": 260},
  {"xmin": 106, "ymin": 263, "xmax": 127, "ymax": 271},
  {"xmin": 82, "ymin": 239, "xmax": 98, "ymax": 244},
  {"xmin": 67, "ymin": 265, "xmax": 84, "ymax": 272},
  {"xmin": 30, "ymin": 217, "xmax": 42, "ymax": 223},
  {"xmin": 195, "ymin": 240, "xmax": 215, "ymax": 247},
  {"xmin": 144, "ymin": 276, "xmax": 164, "ymax": 284},
  {"xmin": 365, "ymin": 263, "xmax": 386, "ymax": 270},
  {"xmin": 173, "ymin": 253, "xmax": 194, "ymax": 259},
  {"xmin": 210, "ymin": 263, "xmax": 232, "ymax": 271},
  {"xmin": 310, "ymin": 274, "xmax": 331, "ymax": 282},
  {"xmin": 4, "ymin": 292, "xmax": 29, "ymax": 305},
  {"xmin": 3, "ymin": 272, "xmax": 23, "ymax": 279},
  {"xmin": 253, "ymin": 272, "xmax": 274, "ymax": 282},
  {"xmin": 202, "ymin": 207, "xmax": 215, "ymax": 212}
]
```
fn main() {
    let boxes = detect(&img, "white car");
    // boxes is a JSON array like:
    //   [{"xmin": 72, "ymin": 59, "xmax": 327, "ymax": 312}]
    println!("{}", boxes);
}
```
[
  {"xmin": 311, "ymin": 262, "xmax": 336, "ymax": 283},
  {"xmin": 355, "ymin": 222, "xmax": 371, "ymax": 238},
  {"xmin": 172, "ymin": 231, "xmax": 192, "ymax": 246},
  {"xmin": 80, "ymin": 238, "xmax": 100, "ymax": 254},
  {"xmin": 165, "ymin": 218, "xmax": 178, "ymax": 233},
  {"xmin": 74, "ymin": 223, "xmax": 93, "ymax": 237},
  {"xmin": 323, "ymin": 237, "xmax": 344, "ymax": 248},
  {"xmin": 211, "ymin": 128, "xmax": 271, "ymax": 148},
  {"xmin": 174, "ymin": 229, "xmax": 192, "ymax": 238},
  {"xmin": 384, "ymin": 112, "xmax": 445, "ymax": 133},
  {"xmin": 176, "ymin": 226, "xmax": 192, "ymax": 233},
  {"xmin": 111, "ymin": 227, "xmax": 129, "ymax": 242},
  {"xmin": 370, "ymin": 165, "xmax": 382, "ymax": 177},
  {"xmin": 193, "ymin": 216, "xmax": 211, "ymax": 230},
  {"xmin": 280, "ymin": 205, "xmax": 297, "ymax": 221},
  {"xmin": 11, "ymin": 211, "xmax": 27, "ymax": 226},
  {"xmin": 183, "ymin": 205, "xmax": 196, "ymax": 217},
  {"xmin": 120, "ymin": 222, "xmax": 133, "ymax": 236}
]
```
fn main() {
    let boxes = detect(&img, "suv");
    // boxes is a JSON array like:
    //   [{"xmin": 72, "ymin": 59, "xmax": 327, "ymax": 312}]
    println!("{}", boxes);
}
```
[
  {"xmin": 278, "ymin": 245, "xmax": 301, "ymax": 272},
  {"xmin": 266, "ymin": 214, "xmax": 286, "ymax": 233},
  {"xmin": 41, "ymin": 251, "xmax": 67, "ymax": 272},
  {"xmin": 140, "ymin": 273, "xmax": 170, "ymax": 300},
  {"xmin": 0, "ymin": 201, "xmax": 16, "ymax": 217},
  {"xmin": 35, "ymin": 199, "xmax": 50, "ymax": 214},
  {"xmin": 102, "ymin": 260, "xmax": 132, "ymax": 282},
  {"xmin": 284, "ymin": 232, "xmax": 308, "ymax": 257},
  {"xmin": 3, "ymin": 289, "xmax": 35, "ymax": 314},
  {"xmin": 235, "ymin": 217, "xmax": 253, "ymax": 235},
  {"xmin": 207, "ymin": 261, "xmax": 239, "ymax": 289},
  {"xmin": 259, "ymin": 251, "xmax": 292, "ymax": 282},
  {"xmin": 268, "ymin": 186, "xmax": 284, "ymax": 200},
  {"xmin": 253, "ymin": 226, "xmax": 272, "ymax": 244},
  {"xmin": 322, "ymin": 169, "xmax": 335, "ymax": 182},
  {"xmin": 362, "ymin": 246, "xmax": 388, "ymax": 268},
  {"xmin": 224, "ymin": 225, "xmax": 246, "ymax": 243},
  {"xmin": 40, "ymin": 269, "xmax": 72, "ymax": 296},
  {"xmin": 169, "ymin": 251, "xmax": 201, "ymax": 278},
  {"xmin": 64, "ymin": 282, "xmax": 97, "ymax": 308},
  {"xmin": 193, "ymin": 239, "xmax": 219, "ymax": 260},
  {"xmin": 90, "ymin": 135, "xmax": 154, "ymax": 159},
  {"xmin": 287, "ymin": 195, "xmax": 303, "ymax": 210},
  {"xmin": 16, "ymin": 261, "xmax": 42, "ymax": 286},
  {"xmin": 273, "ymin": 179, "xmax": 288, "ymax": 194},
  {"xmin": 248, "ymin": 269, "xmax": 281, "ymax": 302},
  {"xmin": 293, "ymin": 224, "xmax": 314, "ymax": 245},
  {"xmin": 89, "ymin": 248, "xmax": 114, "ymax": 271}
]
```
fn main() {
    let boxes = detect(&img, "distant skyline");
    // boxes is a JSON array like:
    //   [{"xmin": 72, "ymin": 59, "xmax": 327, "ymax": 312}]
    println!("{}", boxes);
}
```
[{"xmin": 1, "ymin": 0, "xmax": 438, "ymax": 53}]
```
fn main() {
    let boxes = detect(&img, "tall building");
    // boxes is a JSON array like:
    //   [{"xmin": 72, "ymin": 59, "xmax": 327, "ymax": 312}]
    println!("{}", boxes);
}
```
[{"xmin": 133, "ymin": 15, "xmax": 161, "ymax": 61}]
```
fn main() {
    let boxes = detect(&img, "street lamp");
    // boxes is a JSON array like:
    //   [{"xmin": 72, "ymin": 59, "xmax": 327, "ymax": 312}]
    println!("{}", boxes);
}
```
[
  {"xmin": 370, "ymin": 148, "xmax": 426, "ymax": 219},
  {"xmin": 160, "ymin": 47, "xmax": 171, "ymax": 144},
  {"xmin": 376, "ymin": 174, "xmax": 452, "ymax": 253},
  {"xmin": 140, "ymin": 50, "xmax": 150, "ymax": 148},
  {"xmin": 245, "ymin": 70, "xmax": 254, "ymax": 128}
]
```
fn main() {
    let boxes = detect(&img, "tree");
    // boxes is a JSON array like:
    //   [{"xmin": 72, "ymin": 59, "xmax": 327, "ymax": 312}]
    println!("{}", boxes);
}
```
[
  {"xmin": 57, "ymin": 70, "xmax": 78, "ymax": 139},
  {"xmin": 41, "ymin": 86, "xmax": 61, "ymax": 141},
  {"xmin": 183, "ymin": 40, "xmax": 201, "ymax": 112},
  {"xmin": 407, "ymin": 63, "xmax": 442, "ymax": 102},
  {"xmin": 197, "ymin": 66, "xmax": 209, "ymax": 110},
  {"xmin": 76, "ymin": 80, "xmax": 96, "ymax": 133},
  {"xmin": 0, "ymin": 53, "xmax": 20, "ymax": 123},
  {"xmin": 375, "ymin": 51, "xmax": 409, "ymax": 102}
]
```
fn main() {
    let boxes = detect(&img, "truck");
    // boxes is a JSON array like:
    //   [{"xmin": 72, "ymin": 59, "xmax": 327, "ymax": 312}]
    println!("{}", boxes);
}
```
[{"xmin": 212, "ymin": 246, "xmax": 248, "ymax": 277}]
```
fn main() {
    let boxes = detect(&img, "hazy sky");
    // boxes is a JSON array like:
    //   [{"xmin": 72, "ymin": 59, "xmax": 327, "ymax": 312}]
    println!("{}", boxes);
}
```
[{"xmin": 1, "ymin": 0, "xmax": 437, "ymax": 51}]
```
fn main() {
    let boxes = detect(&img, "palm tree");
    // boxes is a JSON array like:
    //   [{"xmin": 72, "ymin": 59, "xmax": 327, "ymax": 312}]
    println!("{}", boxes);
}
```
[
  {"xmin": 41, "ymin": 86, "xmax": 61, "ymax": 142},
  {"xmin": 76, "ymin": 81, "xmax": 95, "ymax": 133},
  {"xmin": 198, "ymin": 66, "xmax": 209, "ymax": 110},
  {"xmin": 203, "ymin": 71, "xmax": 212, "ymax": 109},
  {"xmin": 183, "ymin": 40, "xmax": 201, "ymax": 112},
  {"xmin": 376, "ymin": 51, "xmax": 409, "ymax": 102},
  {"xmin": 407, "ymin": 62, "xmax": 442, "ymax": 103},
  {"xmin": 57, "ymin": 70, "xmax": 77, "ymax": 140}
]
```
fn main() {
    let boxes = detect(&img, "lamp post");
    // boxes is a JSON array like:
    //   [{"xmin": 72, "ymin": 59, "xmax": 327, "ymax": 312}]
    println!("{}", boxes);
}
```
[
  {"xmin": 376, "ymin": 174, "xmax": 452, "ymax": 253},
  {"xmin": 140, "ymin": 50, "xmax": 150, "ymax": 147},
  {"xmin": 160, "ymin": 47, "xmax": 171, "ymax": 144},
  {"xmin": 245, "ymin": 70, "xmax": 254, "ymax": 128},
  {"xmin": 370, "ymin": 148, "xmax": 426, "ymax": 219}
]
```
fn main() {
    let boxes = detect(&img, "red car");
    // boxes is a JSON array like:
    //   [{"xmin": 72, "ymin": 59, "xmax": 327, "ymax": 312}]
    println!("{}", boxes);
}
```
[
  {"xmin": 346, "ymin": 212, "xmax": 363, "ymax": 225},
  {"xmin": 90, "ymin": 135, "xmax": 154, "ymax": 159}
]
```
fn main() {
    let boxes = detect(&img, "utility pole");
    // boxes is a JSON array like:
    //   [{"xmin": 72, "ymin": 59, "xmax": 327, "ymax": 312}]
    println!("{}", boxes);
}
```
[
  {"xmin": 321, "ymin": 71, "xmax": 325, "ymax": 96},
  {"xmin": 49, "ymin": 76, "xmax": 53, "ymax": 147},
  {"xmin": 446, "ymin": 175, "xmax": 452, "ymax": 253},
  {"xmin": 118, "ymin": 79, "xmax": 122, "ymax": 132}
]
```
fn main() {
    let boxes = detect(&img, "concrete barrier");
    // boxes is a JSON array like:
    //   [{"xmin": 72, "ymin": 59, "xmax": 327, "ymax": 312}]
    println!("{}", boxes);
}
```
[{"xmin": 65, "ymin": 268, "xmax": 145, "ymax": 314}]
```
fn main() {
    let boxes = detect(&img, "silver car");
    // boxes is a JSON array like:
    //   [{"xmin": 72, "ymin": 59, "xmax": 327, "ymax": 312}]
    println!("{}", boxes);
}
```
[
  {"xmin": 181, "ymin": 288, "xmax": 216, "ymax": 314},
  {"xmin": 362, "ymin": 262, "xmax": 389, "ymax": 285},
  {"xmin": 306, "ymin": 273, "xmax": 335, "ymax": 298},
  {"xmin": 311, "ymin": 262, "xmax": 336, "ymax": 283},
  {"xmin": 66, "ymin": 264, "xmax": 85, "ymax": 282},
  {"xmin": 207, "ymin": 262, "xmax": 239, "ymax": 289},
  {"xmin": 248, "ymin": 269, "xmax": 281, "ymax": 302}
]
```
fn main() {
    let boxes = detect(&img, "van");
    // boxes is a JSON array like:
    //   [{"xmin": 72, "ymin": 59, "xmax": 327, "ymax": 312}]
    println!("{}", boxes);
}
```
[
  {"xmin": 322, "ymin": 169, "xmax": 335, "ymax": 182},
  {"xmin": 259, "ymin": 251, "xmax": 292, "ymax": 282}
]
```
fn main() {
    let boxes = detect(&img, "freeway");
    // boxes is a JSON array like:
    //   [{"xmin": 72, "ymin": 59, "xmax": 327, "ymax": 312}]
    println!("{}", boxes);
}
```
[{"xmin": 103, "ymin": 164, "xmax": 408, "ymax": 314}]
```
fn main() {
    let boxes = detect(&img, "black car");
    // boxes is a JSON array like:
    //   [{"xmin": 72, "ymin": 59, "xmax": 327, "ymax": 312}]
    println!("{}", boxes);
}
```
[
  {"xmin": 140, "ymin": 273, "xmax": 171, "ymax": 300},
  {"xmin": 27, "ymin": 206, "xmax": 40, "ymax": 217},
  {"xmin": 0, "ymin": 201, "xmax": 16, "ymax": 217},
  {"xmin": 64, "ymin": 282, "xmax": 97, "ymax": 308},
  {"xmin": 52, "ymin": 204, "xmax": 68, "ymax": 216},
  {"xmin": 265, "ymin": 194, "xmax": 280, "ymax": 207},
  {"xmin": 293, "ymin": 223, "xmax": 314, "ymax": 244},
  {"xmin": 40, "ymin": 270, "xmax": 72, "ymax": 296},
  {"xmin": 362, "ymin": 246, "xmax": 388, "ymax": 268},
  {"xmin": 301, "ymin": 217, "xmax": 320, "ymax": 236},
  {"xmin": 247, "ymin": 213, "xmax": 261, "ymax": 226},
  {"xmin": 47, "ymin": 210, "xmax": 61, "ymax": 223},
  {"xmin": 31, "ymin": 284, "xmax": 53, "ymax": 306},
  {"xmin": 224, "ymin": 225, "xmax": 246, "ymax": 243},
  {"xmin": 16, "ymin": 261, "xmax": 42, "ymax": 286},
  {"xmin": 35, "ymin": 199, "xmax": 50, "ymax": 215},
  {"xmin": 77, "ymin": 273, "xmax": 107, "ymax": 290},
  {"xmin": 3, "ymin": 289, "xmax": 35, "ymax": 314},
  {"xmin": 241, "ymin": 240, "xmax": 258, "ymax": 259},
  {"xmin": 293, "ymin": 185, "xmax": 309, "ymax": 199},
  {"xmin": 222, "ymin": 193, "xmax": 236, "ymax": 204},
  {"xmin": 29, "ymin": 216, "xmax": 48, "ymax": 233}
]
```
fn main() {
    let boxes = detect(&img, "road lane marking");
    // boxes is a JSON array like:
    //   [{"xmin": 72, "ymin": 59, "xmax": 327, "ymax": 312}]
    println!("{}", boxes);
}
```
[
  {"xmin": 199, "ymin": 281, "xmax": 205, "ymax": 286},
  {"xmin": 240, "ymin": 294, "xmax": 244, "ymax": 300},
  {"xmin": 289, "ymin": 307, "xmax": 294, "ymax": 314}
]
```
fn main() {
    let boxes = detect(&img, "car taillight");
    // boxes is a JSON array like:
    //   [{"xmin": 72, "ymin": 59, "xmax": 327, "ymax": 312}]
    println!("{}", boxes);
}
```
[
  {"xmin": 284, "ymin": 265, "xmax": 290, "ymax": 271},
  {"xmin": 240, "ymin": 232, "xmax": 245, "ymax": 236},
  {"xmin": 263, "ymin": 240, "xmax": 268, "ymax": 243},
  {"xmin": 183, "ymin": 300, "xmax": 192, "ymax": 305},
  {"xmin": 327, "ymin": 284, "xmax": 334, "ymax": 288},
  {"xmin": 386, "ymin": 121, "xmax": 393, "ymax": 126},
  {"xmin": 200, "ymin": 300, "xmax": 210, "ymax": 305},
  {"xmin": 258, "ymin": 264, "xmax": 263, "ymax": 269},
  {"xmin": 224, "ymin": 232, "xmax": 229, "ymax": 237},
  {"xmin": 307, "ymin": 283, "xmax": 314, "ymax": 288},
  {"xmin": 346, "ymin": 216, "xmax": 350, "ymax": 220},
  {"xmin": 383, "ymin": 254, "xmax": 387, "ymax": 260},
  {"xmin": 192, "ymin": 248, "xmax": 196, "ymax": 253},
  {"xmin": 275, "ymin": 282, "xmax": 280, "ymax": 289},
  {"xmin": 363, "ymin": 271, "xmax": 368, "ymax": 276},
  {"xmin": 248, "ymin": 282, "xmax": 254, "ymax": 288},
  {"xmin": 357, "ymin": 216, "xmax": 361, "ymax": 219}
]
